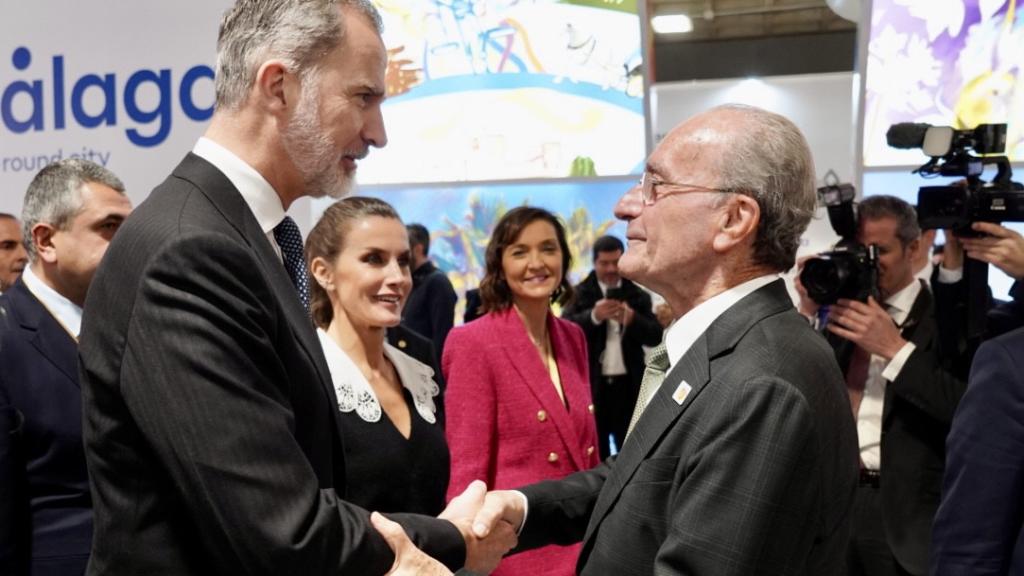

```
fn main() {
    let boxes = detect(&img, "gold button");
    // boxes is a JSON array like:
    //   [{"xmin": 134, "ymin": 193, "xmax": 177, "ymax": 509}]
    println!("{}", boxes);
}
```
[
  {"xmin": 397, "ymin": 339, "xmax": 407, "ymax": 349},
  {"xmin": 587, "ymin": 404, "xmax": 595, "ymax": 414},
  {"xmin": 586, "ymin": 446, "xmax": 595, "ymax": 456},
  {"xmin": 547, "ymin": 452, "xmax": 559, "ymax": 463},
  {"xmin": 537, "ymin": 410, "xmax": 547, "ymax": 422}
]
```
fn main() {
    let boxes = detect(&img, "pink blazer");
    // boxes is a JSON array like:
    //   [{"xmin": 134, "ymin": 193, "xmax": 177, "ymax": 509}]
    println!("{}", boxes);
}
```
[{"xmin": 443, "ymin": 307, "xmax": 600, "ymax": 576}]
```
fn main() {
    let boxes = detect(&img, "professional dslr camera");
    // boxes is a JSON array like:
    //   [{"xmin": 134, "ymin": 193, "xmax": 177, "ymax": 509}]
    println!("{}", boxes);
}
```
[
  {"xmin": 799, "ymin": 177, "xmax": 879, "ymax": 305},
  {"xmin": 886, "ymin": 122, "xmax": 1024, "ymax": 231}
]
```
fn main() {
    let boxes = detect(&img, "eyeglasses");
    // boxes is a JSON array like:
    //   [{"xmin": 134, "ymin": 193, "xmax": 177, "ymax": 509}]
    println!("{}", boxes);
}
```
[{"xmin": 638, "ymin": 171, "xmax": 734, "ymax": 206}]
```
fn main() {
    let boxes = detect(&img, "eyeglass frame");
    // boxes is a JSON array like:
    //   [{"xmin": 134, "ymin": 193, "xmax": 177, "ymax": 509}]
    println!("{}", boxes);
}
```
[{"xmin": 637, "ymin": 171, "xmax": 735, "ymax": 206}]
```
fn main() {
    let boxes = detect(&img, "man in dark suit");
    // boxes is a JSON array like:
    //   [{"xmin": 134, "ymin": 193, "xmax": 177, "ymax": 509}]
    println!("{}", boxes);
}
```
[
  {"xmin": 562, "ymin": 235, "xmax": 661, "ymax": 457},
  {"xmin": 931, "ymin": 325, "xmax": 1024, "ymax": 575},
  {"xmin": 820, "ymin": 196, "xmax": 967, "ymax": 576},
  {"xmin": 0, "ymin": 213, "xmax": 27, "ymax": 294},
  {"xmin": 77, "ymin": 1, "xmax": 513, "ymax": 574},
  {"xmin": 402, "ymin": 223, "xmax": 457, "ymax": 362},
  {"xmin": 0, "ymin": 159, "xmax": 132, "ymax": 575},
  {"xmin": 466, "ymin": 104, "xmax": 859, "ymax": 575}
]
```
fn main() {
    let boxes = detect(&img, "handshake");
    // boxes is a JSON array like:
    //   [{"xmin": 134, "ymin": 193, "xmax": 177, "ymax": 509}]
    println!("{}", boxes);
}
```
[{"xmin": 372, "ymin": 481, "xmax": 527, "ymax": 575}]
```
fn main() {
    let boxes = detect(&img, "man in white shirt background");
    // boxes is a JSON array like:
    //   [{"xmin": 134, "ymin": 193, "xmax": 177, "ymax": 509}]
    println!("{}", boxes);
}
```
[
  {"xmin": 815, "ymin": 195, "xmax": 968, "ymax": 576},
  {"xmin": 0, "ymin": 158, "xmax": 132, "ymax": 575}
]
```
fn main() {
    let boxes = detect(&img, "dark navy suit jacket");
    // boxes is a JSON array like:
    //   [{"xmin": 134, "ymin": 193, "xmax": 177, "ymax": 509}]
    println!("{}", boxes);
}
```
[
  {"xmin": 0, "ymin": 278, "xmax": 92, "ymax": 576},
  {"xmin": 931, "ymin": 326, "xmax": 1024, "ymax": 575}
]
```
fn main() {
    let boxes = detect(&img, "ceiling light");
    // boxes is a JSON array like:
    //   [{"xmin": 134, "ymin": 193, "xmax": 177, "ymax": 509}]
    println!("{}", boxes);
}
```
[{"xmin": 651, "ymin": 14, "xmax": 694, "ymax": 35}]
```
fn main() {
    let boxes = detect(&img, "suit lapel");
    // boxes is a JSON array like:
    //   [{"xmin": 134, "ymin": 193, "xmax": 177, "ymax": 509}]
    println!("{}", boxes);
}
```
[
  {"xmin": 497, "ymin": 309, "xmax": 586, "ymax": 470},
  {"xmin": 582, "ymin": 279, "xmax": 794, "ymax": 545},
  {"xmin": 171, "ymin": 154, "xmax": 333, "ymax": 401},
  {"xmin": 882, "ymin": 285, "xmax": 932, "ymax": 425},
  {"xmin": 11, "ymin": 281, "xmax": 80, "ymax": 386}
]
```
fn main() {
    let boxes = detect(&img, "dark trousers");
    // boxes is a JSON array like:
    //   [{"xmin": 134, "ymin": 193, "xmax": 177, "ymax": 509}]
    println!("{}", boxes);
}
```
[
  {"xmin": 848, "ymin": 481, "xmax": 914, "ymax": 576},
  {"xmin": 592, "ymin": 374, "xmax": 637, "ymax": 458}
]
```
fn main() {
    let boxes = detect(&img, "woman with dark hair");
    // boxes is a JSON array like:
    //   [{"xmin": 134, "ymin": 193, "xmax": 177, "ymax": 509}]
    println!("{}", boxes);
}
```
[
  {"xmin": 443, "ymin": 206, "xmax": 599, "ymax": 575},
  {"xmin": 305, "ymin": 196, "xmax": 447, "ymax": 515}
]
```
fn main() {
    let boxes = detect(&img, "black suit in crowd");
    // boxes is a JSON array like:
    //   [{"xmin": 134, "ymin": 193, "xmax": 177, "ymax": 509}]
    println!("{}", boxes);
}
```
[
  {"xmin": 0, "ymin": 280, "xmax": 93, "ymax": 575},
  {"xmin": 520, "ymin": 280, "xmax": 858, "ymax": 575},
  {"xmin": 562, "ymin": 271, "xmax": 661, "ymax": 457},
  {"xmin": 78, "ymin": 154, "xmax": 464, "ymax": 574},
  {"xmin": 402, "ymin": 261, "xmax": 457, "ymax": 363},
  {"xmin": 828, "ymin": 283, "xmax": 968, "ymax": 576}
]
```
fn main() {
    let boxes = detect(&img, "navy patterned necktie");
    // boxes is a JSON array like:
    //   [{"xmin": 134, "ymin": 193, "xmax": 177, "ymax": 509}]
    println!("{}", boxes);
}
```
[{"xmin": 273, "ymin": 216, "xmax": 310, "ymax": 311}]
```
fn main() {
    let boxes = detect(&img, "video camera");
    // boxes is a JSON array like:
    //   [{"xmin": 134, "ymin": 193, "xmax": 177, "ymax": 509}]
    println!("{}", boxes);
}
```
[
  {"xmin": 885, "ymin": 122, "xmax": 1024, "ymax": 231},
  {"xmin": 799, "ymin": 175, "xmax": 879, "ymax": 305}
]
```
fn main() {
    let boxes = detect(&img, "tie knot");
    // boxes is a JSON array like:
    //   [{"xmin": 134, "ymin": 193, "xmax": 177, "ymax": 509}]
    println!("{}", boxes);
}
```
[
  {"xmin": 646, "ymin": 342, "xmax": 669, "ymax": 372},
  {"xmin": 273, "ymin": 215, "xmax": 302, "ymax": 246}
]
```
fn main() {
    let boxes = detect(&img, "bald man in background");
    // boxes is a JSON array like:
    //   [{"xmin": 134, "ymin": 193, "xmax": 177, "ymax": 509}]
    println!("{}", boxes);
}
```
[{"xmin": 0, "ymin": 214, "xmax": 28, "ymax": 294}]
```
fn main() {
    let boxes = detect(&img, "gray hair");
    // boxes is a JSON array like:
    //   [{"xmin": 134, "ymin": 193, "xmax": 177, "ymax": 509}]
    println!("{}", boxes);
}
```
[
  {"xmin": 710, "ymin": 104, "xmax": 817, "ymax": 272},
  {"xmin": 214, "ymin": 0, "xmax": 383, "ymax": 110},
  {"xmin": 857, "ymin": 195, "xmax": 921, "ymax": 247},
  {"xmin": 21, "ymin": 158, "xmax": 126, "ymax": 261}
]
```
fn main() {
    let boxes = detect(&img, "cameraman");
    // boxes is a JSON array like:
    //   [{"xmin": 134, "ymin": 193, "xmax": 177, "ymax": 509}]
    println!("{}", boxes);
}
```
[
  {"xmin": 935, "ymin": 221, "xmax": 1024, "ymax": 338},
  {"xmin": 804, "ymin": 195, "xmax": 967, "ymax": 576}
]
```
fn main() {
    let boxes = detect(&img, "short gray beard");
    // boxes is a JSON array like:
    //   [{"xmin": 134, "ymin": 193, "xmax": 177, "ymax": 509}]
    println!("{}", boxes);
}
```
[{"xmin": 281, "ymin": 74, "xmax": 353, "ymax": 200}]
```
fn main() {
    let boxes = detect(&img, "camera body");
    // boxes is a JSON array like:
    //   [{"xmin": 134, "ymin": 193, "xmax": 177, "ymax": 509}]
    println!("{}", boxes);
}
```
[
  {"xmin": 799, "ymin": 182, "xmax": 880, "ymax": 305},
  {"xmin": 886, "ymin": 122, "xmax": 1024, "ymax": 231}
]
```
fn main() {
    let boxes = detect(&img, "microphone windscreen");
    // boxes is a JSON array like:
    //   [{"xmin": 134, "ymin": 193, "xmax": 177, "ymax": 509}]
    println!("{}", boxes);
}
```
[{"xmin": 886, "ymin": 123, "xmax": 931, "ymax": 149}]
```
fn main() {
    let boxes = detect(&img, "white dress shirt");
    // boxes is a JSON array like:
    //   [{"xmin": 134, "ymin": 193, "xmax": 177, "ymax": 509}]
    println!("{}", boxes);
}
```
[
  {"xmin": 21, "ymin": 266, "xmax": 82, "ymax": 339},
  {"xmin": 857, "ymin": 279, "xmax": 922, "ymax": 470},
  {"xmin": 592, "ymin": 280, "xmax": 627, "ymax": 376},
  {"xmin": 192, "ymin": 137, "xmax": 287, "ymax": 262}
]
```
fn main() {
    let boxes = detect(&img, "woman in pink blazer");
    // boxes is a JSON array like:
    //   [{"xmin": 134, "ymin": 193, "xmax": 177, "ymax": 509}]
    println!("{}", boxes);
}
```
[{"xmin": 443, "ymin": 206, "xmax": 600, "ymax": 576}]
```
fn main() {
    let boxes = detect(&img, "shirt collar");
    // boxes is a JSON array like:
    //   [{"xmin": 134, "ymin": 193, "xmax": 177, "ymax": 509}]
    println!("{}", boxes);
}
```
[
  {"xmin": 664, "ymin": 274, "xmax": 778, "ymax": 368},
  {"xmin": 884, "ymin": 278, "xmax": 922, "ymax": 327},
  {"xmin": 597, "ymin": 279, "xmax": 622, "ymax": 293},
  {"xmin": 21, "ymin": 266, "xmax": 82, "ymax": 338},
  {"xmin": 192, "ymin": 137, "xmax": 286, "ymax": 234}
]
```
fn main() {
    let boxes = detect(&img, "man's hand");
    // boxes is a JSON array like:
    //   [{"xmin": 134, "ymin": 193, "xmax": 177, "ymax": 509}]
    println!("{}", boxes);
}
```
[
  {"xmin": 593, "ymin": 299, "xmax": 622, "ymax": 323},
  {"xmin": 439, "ymin": 481, "xmax": 518, "ymax": 574},
  {"xmin": 471, "ymin": 490, "xmax": 527, "ymax": 538},
  {"xmin": 372, "ymin": 512, "xmax": 454, "ymax": 576},
  {"xmin": 941, "ymin": 228, "xmax": 963, "ymax": 271},
  {"xmin": 827, "ymin": 297, "xmax": 907, "ymax": 361},
  {"xmin": 958, "ymin": 222, "xmax": 1024, "ymax": 279}
]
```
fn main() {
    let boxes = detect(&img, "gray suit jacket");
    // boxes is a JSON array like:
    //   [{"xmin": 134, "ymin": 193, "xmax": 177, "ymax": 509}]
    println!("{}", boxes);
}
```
[
  {"xmin": 517, "ymin": 280, "xmax": 858, "ymax": 575},
  {"xmin": 79, "ymin": 154, "xmax": 464, "ymax": 575}
]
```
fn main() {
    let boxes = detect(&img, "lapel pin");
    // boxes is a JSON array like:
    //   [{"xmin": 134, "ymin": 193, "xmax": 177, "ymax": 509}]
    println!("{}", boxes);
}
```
[{"xmin": 672, "ymin": 381, "xmax": 692, "ymax": 405}]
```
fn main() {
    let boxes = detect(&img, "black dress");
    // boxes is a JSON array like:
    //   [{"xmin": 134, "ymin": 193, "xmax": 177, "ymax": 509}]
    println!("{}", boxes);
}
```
[
  {"xmin": 339, "ymin": 387, "xmax": 450, "ymax": 515},
  {"xmin": 317, "ymin": 329, "xmax": 449, "ymax": 516}
]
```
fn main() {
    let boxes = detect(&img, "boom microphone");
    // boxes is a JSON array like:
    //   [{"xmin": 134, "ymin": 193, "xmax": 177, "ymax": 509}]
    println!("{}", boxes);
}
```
[{"xmin": 885, "ymin": 123, "xmax": 931, "ymax": 149}]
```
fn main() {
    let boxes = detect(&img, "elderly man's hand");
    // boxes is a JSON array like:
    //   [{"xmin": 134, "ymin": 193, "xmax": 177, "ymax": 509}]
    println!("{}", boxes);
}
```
[
  {"xmin": 958, "ymin": 222, "xmax": 1024, "ymax": 279},
  {"xmin": 372, "ymin": 512, "xmax": 454, "ymax": 576},
  {"xmin": 827, "ymin": 297, "xmax": 907, "ymax": 361},
  {"xmin": 439, "ymin": 481, "xmax": 518, "ymax": 574}
]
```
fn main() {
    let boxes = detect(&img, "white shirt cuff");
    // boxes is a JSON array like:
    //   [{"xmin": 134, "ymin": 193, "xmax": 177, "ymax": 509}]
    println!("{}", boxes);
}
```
[
  {"xmin": 513, "ymin": 491, "xmax": 529, "ymax": 535},
  {"xmin": 882, "ymin": 341, "xmax": 917, "ymax": 381},
  {"xmin": 937, "ymin": 266, "xmax": 963, "ymax": 284},
  {"xmin": 590, "ymin": 310, "xmax": 602, "ymax": 325}
]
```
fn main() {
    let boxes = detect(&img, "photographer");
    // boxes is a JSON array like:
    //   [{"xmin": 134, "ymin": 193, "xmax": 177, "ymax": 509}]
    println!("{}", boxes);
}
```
[
  {"xmin": 804, "ymin": 195, "xmax": 967, "ymax": 576},
  {"xmin": 935, "ymin": 221, "xmax": 1024, "ymax": 338}
]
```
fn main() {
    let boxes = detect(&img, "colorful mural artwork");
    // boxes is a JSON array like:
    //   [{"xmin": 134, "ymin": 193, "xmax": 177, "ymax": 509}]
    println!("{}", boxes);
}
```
[
  {"xmin": 317, "ymin": 178, "xmax": 633, "ymax": 320},
  {"xmin": 864, "ymin": 0, "xmax": 1024, "ymax": 166},
  {"xmin": 360, "ymin": 0, "xmax": 647, "ymax": 185}
]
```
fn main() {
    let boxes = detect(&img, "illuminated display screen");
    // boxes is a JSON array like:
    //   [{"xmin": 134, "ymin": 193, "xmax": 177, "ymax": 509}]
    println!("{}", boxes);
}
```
[
  {"xmin": 361, "ymin": 0, "xmax": 647, "ymax": 185},
  {"xmin": 862, "ymin": 0, "xmax": 1024, "ymax": 166}
]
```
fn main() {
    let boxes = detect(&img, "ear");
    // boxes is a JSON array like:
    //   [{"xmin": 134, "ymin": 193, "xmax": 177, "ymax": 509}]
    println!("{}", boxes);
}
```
[
  {"xmin": 310, "ymin": 256, "xmax": 335, "ymax": 291},
  {"xmin": 906, "ymin": 236, "xmax": 921, "ymax": 258},
  {"xmin": 712, "ymin": 194, "xmax": 760, "ymax": 253},
  {"xmin": 252, "ymin": 59, "xmax": 296, "ymax": 115},
  {"xmin": 31, "ymin": 223, "xmax": 58, "ymax": 264}
]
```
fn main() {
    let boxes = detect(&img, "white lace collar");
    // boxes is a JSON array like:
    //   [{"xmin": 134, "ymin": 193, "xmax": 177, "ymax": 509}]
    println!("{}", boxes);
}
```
[{"xmin": 316, "ymin": 328, "xmax": 440, "ymax": 424}]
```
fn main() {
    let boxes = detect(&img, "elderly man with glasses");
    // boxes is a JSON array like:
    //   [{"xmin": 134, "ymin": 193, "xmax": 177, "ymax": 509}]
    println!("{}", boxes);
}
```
[{"xmin": 460, "ymin": 104, "xmax": 859, "ymax": 576}]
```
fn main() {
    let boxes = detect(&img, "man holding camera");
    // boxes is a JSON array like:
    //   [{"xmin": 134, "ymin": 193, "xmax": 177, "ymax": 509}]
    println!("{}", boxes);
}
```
[
  {"xmin": 806, "ymin": 195, "xmax": 967, "ymax": 576},
  {"xmin": 562, "ymin": 235, "xmax": 662, "ymax": 458}
]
